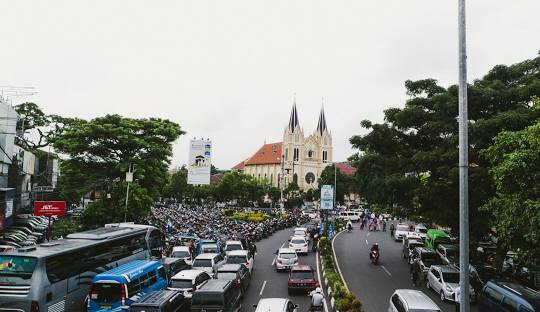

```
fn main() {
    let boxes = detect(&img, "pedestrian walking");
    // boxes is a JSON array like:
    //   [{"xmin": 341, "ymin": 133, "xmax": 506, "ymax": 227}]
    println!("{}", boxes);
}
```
[
  {"xmin": 455, "ymin": 286, "xmax": 461, "ymax": 312},
  {"xmin": 383, "ymin": 220, "xmax": 387, "ymax": 232}
]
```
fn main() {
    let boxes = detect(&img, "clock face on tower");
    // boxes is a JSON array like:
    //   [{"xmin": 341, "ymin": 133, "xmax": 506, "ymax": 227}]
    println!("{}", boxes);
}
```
[{"xmin": 305, "ymin": 172, "xmax": 316, "ymax": 184}]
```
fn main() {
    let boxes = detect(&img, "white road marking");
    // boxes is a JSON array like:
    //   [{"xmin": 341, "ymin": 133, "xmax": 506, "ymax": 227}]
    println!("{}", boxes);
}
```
[
  {"xmin": 259, "ymin": 280, "xmax": 267, "ymax": 295},
  {"xmin": 271, "ymin": 257, "xmax": 276, "ymax": 266},
  {"xmin": 367, "ymin": 232, "xmax": 371, "ymax": 237},
  {"xmin": 381, "ymin": 265, "xmax": 392, "ymax": 277},
  {"xmin": 331, "ymin": 230, "xmax": 350, "ymax": 291},
  {"xmin": 316, "ymin": 249, "xmax": 329, "ymax": 312},
  {"xmin": 365, "ymin": 239, "xmax": 369, "ymax": 245}
]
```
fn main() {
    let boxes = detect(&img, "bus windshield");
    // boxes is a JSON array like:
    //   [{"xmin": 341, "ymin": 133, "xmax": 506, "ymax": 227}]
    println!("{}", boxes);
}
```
[
  {"xmin": 0, "ymin": 256, "xmax": 37, "ymax": 279},
  {"xmin": 90, "ymin": 283, "xmax": 122, "ymax": 303}
]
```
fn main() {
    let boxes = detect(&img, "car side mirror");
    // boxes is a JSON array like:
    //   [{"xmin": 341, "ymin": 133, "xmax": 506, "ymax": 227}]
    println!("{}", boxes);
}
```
[
  {"xmin": 253, "ymin": 304, "xmax": 258, "ymax": 308},
  {"xmin": 294, "ymin": 304, "xmax": 299, "ymax": 308}
]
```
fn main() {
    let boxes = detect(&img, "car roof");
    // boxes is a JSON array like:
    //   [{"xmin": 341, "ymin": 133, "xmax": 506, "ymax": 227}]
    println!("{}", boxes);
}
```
[
  {"xmin": 488, "ymin": 281, "xmax": 540, "ymax": 309},
  {"xmin": 432, "ymin": 265, "xmax": 459, "ymax": 273},
  {"xmin": 395, "ymin": 289, "xmax": 440, "ymax": 310},
  {"xmin": 255, "ymin": 298, "xmax": 289, "ymax": 311},
  {"xmin": 438, "ymin": 244, "xmax": 458, "ymax": 250},
  {"xmin": 197, "ymin": 279, "xmax": 231, "ymax": 292},
  {"xmin": 291, "ymin": 264, "xmax": 312, "ymax": 271},
  {"xmin": 278, "ymin": 248, "xmax": 296, "ymax": 253},
  {"xmin": 195, "ymin": 253, "xmax": 218, "ymax": 259},
  {"xmin": 415, "ymin": 246, "xmax": 436, "ymax": 254},
  {"xmin": 172, "ymin": 246, "xmax": 190, "ymax": 251},
  {"xmin": 172, "ymin": 269, "xmax": 207, "ymax": 280},
  {"xmin": 134, "ymin": 289, "xmax": 182, "ymax": 305},
  {"xmin": 290, "ymin": 236, "xmax": 306, "ymax": 240},
  {"xmin": 217, "ymin": 264, "xmax": 242, "ymax": 272},
  {"xmin": 227, "ymin": 250, "xmax": 248, "ymax": 256},
  {"xmin": 226, "ymin": 240, "xmax": 242, "ymax": 244}
]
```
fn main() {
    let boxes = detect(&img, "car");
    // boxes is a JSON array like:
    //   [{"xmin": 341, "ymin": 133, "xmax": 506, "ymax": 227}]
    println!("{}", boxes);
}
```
[
  {"xmin": 293, "ymin": 227, "xmax": 309, "ymax": 241},
  {"xmin": 130, "ymin": 289, "xmax": 189, "ymax": 312},
  {"xmin": 224, "ymin": 240, "xmax": 244, "ymax": 256},
  {"xmin": 478, "ymin": 280, "xmax": 540, "ymax": 312},
  {"xmin": 192, "ymin": 253, "xmax": 226, "ymax": 277},
  {"xmin": 199, "ymin": 243, "xmax": 220, "ymax": 254},
  {"xmin": 389, "ymin": 289, "xmax": 441, "ymax": 312},
  {"xmin": 403, "ymin": 238, "xmax": 424, "ymax": 263},
  {"xmin": 414, "ymin": 224, "xmax": 428, "ymax": 241},
  {"xmin": 171, "ymin": 246, "xmax": 193, "ymax": 265},
  {"xmin": 191, "ymin": 279, "xmax": 242, "ymax": 312},
  {"xmin": 436, "ymin": 244, "xmax": 459, "ymax": 265},
  {"xmin": 275, "ymin": 248, "xmax": 298, "ymax": 271},
  {"xmin": 287, "ymin": 265, "xmax": 319, "ymax": 294},
  {"xmin": 215, "ymin": 264, "xmax": 251, "ymax": 297},
  {"xmin": 288, "ymin": 236, "xmax": 309, "ymax": 255},
  {"xmin": 169, "ymin": 269, "xmax": 211, "ymax": 299},
  {"xmin": 161, "ymin": 257, "xmax": 190, "ymax": 282},
  {"xmin": 410, "ymin": 247, "xmax": 444, "ymax": 272},
  {"xmin": 394, "ymin": 223, "xmax": 410, "ymax": 241},
  {"xmin": 426, "ymin": 265, "xmax": 475, "ymax": 302},
  {"xmin": 253, "ymin": 298, "xmax": 299, "ymax": 312},
  {"xmin": 226, "ymin": 250, "xmax": 254, "ymax": 273}
]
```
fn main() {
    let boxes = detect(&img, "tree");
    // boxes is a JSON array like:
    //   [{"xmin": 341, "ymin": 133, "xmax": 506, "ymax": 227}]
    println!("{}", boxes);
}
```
[
  {"xmin": 163, "ymin": 167, "xmax": 189, "ymax": 200},
  {"xmin": 318, "ymin": 164, "xmax": 351, "ymax": 204},
  {"xmin": 481, "ymin": 97, "xmax": 540, "ymax": 270}
]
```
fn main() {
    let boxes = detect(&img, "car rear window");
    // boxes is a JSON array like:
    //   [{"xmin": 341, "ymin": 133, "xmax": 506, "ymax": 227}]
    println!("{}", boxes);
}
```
[
  {"xmin": 280, "ymin": 253, "xmax": 296, "ymax": 259},
  {"xmin": 291, "ymin": 239, "xmax": 305, "ymax": 244},
  {"xmin": 443, "ymin": 272, "xmax": 460, "ymax": 283},
  {"xmin": 172, "ymin": 251, "xmax": 191, "ymax": 258},
  {"xmin": 421, "ymin": 253, "xmax": 443, "ymax": 266},
  {"xmin": 397, "ymin": 225, "xmax": 409, "ymax": 231},
  {"xmin": 217, "ymin": 272, "xmax": 237, "ymax": 280},
  {"xmin": 227, "ymin": 255, "xmax": 247, "ymax": 264},
  {"xmin": 170, "ymin": 279, "xmax": 193, "ymax": 289},
  {"xmin": 193, "ymin": 259, "xmax": 212, "ymax": 268},
  {"xmin": 192, "ymin": 292, "xmax": 223, "ymax": 305},
  {"xmin": 225, "ymin": 244, "xmax": 242, "ymax": 251},
  {"xmin": 291, "ymin": 270, "xmax": 313, "ymax": 279}
]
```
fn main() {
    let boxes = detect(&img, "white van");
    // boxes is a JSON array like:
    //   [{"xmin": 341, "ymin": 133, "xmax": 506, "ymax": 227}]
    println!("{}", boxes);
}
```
[{"xmin": 339, "ymin": 211, "xmax": 360, "ymax": 222}]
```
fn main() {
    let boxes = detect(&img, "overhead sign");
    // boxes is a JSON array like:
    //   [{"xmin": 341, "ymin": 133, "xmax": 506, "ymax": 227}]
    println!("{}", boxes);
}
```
[
  {"xmin": 34, "ymin": 201, "xmax": 67, "ymax": 217},
  {"xmin": 187, "ymin": 139, "xmax": 212, "ymax": 185},
  {"xmin": 320, "ymin": 185, "xmax": 334, "ymax": 210}
]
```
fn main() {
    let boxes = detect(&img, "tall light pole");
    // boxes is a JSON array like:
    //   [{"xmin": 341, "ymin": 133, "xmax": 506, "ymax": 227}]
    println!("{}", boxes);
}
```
[
  {"xmin": 458, "ymin": 0, "xmax": 470, "ymax": 310},
  {"xmin": 124, "ymin": 164, "xmax": 133, "ymax": 222}
]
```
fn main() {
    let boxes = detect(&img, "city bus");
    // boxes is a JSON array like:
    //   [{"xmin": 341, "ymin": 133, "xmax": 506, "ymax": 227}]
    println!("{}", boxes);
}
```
[
  {"xmin": 87, "ymin": 260, "xmax": 168, "ymax": 312},
  {"xmin": 0, "ymin": 223, "xmax": 163, "ymax": 312}
]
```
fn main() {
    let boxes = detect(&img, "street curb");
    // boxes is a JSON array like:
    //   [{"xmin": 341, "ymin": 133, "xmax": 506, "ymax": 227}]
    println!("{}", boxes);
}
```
[
  {"xmin": 331, "ymin": 229, "xmax": 350, "ymax": 292},
  {"xmin": 317, "ymin": 228, "xmax": 346, "ymax": 312}
]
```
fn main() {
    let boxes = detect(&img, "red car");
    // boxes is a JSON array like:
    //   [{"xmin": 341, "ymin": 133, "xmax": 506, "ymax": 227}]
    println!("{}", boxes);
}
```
[{"xmin": 287, "ymin": 264, "xmax": 319, "ymax": 294}]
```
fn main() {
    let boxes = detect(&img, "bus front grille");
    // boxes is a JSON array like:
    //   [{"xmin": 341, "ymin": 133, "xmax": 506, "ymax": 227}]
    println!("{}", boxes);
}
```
[{"xmin": 0, "ymin": 284, "xmax": 31, "ymax": 296}]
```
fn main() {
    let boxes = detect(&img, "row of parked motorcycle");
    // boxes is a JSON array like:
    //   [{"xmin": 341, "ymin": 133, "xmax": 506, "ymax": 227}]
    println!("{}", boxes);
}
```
[{"xmin": 0, "ymin": 214, "xmax": 51, "ymax": 251}]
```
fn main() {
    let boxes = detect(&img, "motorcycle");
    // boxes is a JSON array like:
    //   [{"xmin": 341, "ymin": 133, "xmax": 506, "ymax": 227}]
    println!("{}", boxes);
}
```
[
  {"xmin": 347, "ymin": 225, "xmax": 352, "ymax": 232},
  {"xmin": 309, "ymin": 305, "xmax": 323, "ymax": 312},
  {"xmin": 370, "ymin": 250, "xmax": 379, "ymax": 265}
]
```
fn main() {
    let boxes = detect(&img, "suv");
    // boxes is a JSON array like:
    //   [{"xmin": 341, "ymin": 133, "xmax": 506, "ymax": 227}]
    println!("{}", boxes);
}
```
[
  {"xmin": 216, "ymin": 264, "xmax": 251, "ymax": 297},
  {"xmin": 389, "ymin": 289, "xmax": 441, "ymax": 312},
  {"xmin": 191, "ymin": 279, "xmax": 242, "ymax": 312},
  {"xmin": 254, "ymin": 298, "xmax": 299, "ymax": 312},
  {"xmin": 275, "ymin": 248, "xmax": 298, "ymax": 271},
  {"xmin": 130, "ymin": 289, "xmax": 189, "ymax": 312},
  {"xmin": 436, "ymin": 244, "xmax": 459, "ymax": 265},
  {"xmin": 226, "ymin": 250, "xmax": 254, "ymax": 273},
  {"xmin": 403, "ymin": 238, "xmax": 424, "ymax": 263},
  {"xmin": 171, "ymin": 246, "xmax": 193, "ymax": 265},
  {"xmin": 410, "ymin": 247, "xmax": 443, "ymax": 272},
  {"xmin": 169, "ymin": 269, "xmax": 211, "ymax": 299},
  {"xmin": 478, "ymin": 280, "xmax": 540, "ymax": 312},
  {"xmin": 287, "ymin": 265, "xmax": 318, "ymax": 294},
  {"xmin": 426, "ymin": 265, "xmax": 475, "ymax": 302},
  {"xmin": 192, "ymin": 253, "xmax": 226, "ymax": 277}
]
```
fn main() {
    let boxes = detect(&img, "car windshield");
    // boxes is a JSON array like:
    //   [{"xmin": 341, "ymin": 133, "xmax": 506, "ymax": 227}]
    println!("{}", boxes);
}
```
[
  {"xmin": 172, "ymin": 251, "xmax": 191, "ymax": 258},
  {"xmin": 202, "ymin": 245, "xmax": 218, "ymax": 252},
  {"xmin": 443, "ymin": 273, "xmax": 460, "ymax": 283},
  {"xmin": 410, "ymin": 243, "xmax": 424, "ymax": 250},
  {"xmin": 417, "ymin": 228, "xmax": 428, "ymax": 233},
  {"xmin": 294, "ymin": 231, "xmax": 305, "ymax": 236},
  {"xmin": 227, "ymin": 255, "xmax": 247, "ymax": 264},
  {"xmin": 280, "ymin": 253, "xmax": 296, "ymax": 259},
  {"xmin": 291, "ymin": 239, "xmax": 305, "ymax": 244},
  {"xmin": 445, "ymin": 249, "xmax": 459, "ymax": 259},
  {"xmin": 0, "ymin": 256, "xmax": 36, "ymax": 279},
  {"xmin": 291, "ymin": 270, "xmax": 313, "ymax": 279},
  {"xmin": 170, "ymin": 279, "xmax": 193, "ymax": 289},
  {"xmin": 422, "ymin": 253, "xmax": 443, "ymax": 266},
  {"xmin": 397, "ymin": 225, "xmax": 409, "ymax": 231},
  {"xmin": 217, "ymin": 272, "xmax": 237, "ymax": 279},
  {"xmin": 90, "ymin": 283, "xmax": 121, "ymax": 303},
  {"xmin": 225, "ymin": 244, "xmax": 242, "ymax": 251},
  {"xmin": 193, "ymin": 259, "xmax": 212, "ymax": 267}
]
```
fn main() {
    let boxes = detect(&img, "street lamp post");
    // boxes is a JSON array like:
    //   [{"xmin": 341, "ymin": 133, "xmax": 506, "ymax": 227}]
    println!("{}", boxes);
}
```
[{"xmin": 124, "ymin": 164, "xmax": 133, "ymax": 222}]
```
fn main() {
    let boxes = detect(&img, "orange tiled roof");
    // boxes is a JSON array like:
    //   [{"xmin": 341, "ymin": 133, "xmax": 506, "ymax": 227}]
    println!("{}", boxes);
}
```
[
  {"xmin": 244, "ymin": 142, "xmax": 283, "ymax": 165},
  {"xmin": 232, "ymin": 160, "xmax": 247, "ymax": 171},
  {"xmin": 335, "ymin": 161, "xmax": 356, "ymax": 176}
]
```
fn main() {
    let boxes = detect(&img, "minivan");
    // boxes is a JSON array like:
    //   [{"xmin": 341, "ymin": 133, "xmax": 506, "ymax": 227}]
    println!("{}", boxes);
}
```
[
  {"xmin": 191, "ymin": 279, "xmax": 242, "ymax": 312},
  {"xmin": 478, "ymin": 280, "xmax": 540, "ymax": 312}
]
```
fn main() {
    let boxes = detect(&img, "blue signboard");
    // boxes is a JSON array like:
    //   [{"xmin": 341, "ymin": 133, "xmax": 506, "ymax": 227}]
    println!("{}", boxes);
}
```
[{"xmin": 320, "ymin": 185, "xmax": 334, "ymax": 210}]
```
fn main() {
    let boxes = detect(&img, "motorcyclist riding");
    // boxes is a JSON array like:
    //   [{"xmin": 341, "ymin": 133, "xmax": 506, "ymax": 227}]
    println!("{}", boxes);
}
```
[
  {"xmin": 369, "ymin": 243, "xmax": 380, "ymax": 263},
  {"xmin": 347, "ymin": 220, "xmax": 353, "ymax": 232},
  {"xmin": 309, "ymin": 287, "xmax": 324, "ymax": 310}
]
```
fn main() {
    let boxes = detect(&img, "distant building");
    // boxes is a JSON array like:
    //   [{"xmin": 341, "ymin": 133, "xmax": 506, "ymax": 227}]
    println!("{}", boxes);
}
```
[{"xmin": 235, "ymin": 101, "xmax": 333, "ymax": 191}]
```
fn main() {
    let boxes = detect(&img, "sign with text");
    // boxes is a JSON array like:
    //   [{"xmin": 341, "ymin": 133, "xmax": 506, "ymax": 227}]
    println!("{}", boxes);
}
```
[
  {"xmin": 34, "ymin": 201, "xmax": 67, "ymax": 217},
  {"xmin": 187, "ymin": 139, "xmax": 212, "ymax": 185},
  {"xmin": 320, "ymin": 185, "xmax": 334, "ymax": 210}
]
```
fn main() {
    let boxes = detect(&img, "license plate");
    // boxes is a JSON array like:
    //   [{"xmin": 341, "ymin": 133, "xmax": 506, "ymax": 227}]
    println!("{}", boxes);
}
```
[{"xmin": 100, "ymin": 306, "xmax": 112, "ymax": 309}]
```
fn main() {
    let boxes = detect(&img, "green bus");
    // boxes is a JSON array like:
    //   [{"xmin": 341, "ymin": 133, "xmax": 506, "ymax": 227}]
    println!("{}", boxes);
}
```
[{"xmin": 426, "ymin": 229, "xmax": 451, "ymax": 250}]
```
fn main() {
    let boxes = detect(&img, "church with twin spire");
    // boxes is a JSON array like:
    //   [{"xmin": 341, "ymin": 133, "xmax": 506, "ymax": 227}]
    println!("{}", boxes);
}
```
[{"xmin": 232, "ymin": 101, "xmax": 333, "ymax": 191}]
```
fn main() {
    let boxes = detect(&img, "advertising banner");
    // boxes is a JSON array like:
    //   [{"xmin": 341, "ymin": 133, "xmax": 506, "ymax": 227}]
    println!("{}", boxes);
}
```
[
  {"xmin": 187, "ymin": 139, "xmax": 212, "ymax": 185},
  {"xmin": 34, "ymin": 201, "xmax": 67, "ymax": 217},
  {"xmin": 320, "ymin": 185, "xmax": 334, "ymax": 210}
]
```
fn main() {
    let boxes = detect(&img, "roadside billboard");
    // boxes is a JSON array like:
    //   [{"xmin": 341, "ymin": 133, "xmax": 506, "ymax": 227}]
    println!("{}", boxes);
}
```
[
  {"xmin": 34, "ymin": 201, "xmax": 67, "ymax": 217},
  {"xmin": 320, "ymin": 185, "xmax": 334, "ymax": 210},
  {"xmin": 187, "ymin": 139, "xmax": 212, "ymax": 185}
]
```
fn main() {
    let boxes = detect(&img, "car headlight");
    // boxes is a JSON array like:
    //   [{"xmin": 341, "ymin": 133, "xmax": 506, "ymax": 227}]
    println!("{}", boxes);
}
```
[{"xmin": 445, "ymin": 285, "xmax": 453, "ymax": 292}]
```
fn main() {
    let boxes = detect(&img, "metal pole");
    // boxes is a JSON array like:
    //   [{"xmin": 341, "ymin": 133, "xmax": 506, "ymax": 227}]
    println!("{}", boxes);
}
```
[
  {"xmin": 458, "ymin": 0, "xmax": 470, "ymax": 310},
  {"xmin": 124, "ymin": 164, "xmax": 131, "ymax": 222},
  {"xmin": 334, "ymin": 164, "xmax": 337, "ymax": 208}
]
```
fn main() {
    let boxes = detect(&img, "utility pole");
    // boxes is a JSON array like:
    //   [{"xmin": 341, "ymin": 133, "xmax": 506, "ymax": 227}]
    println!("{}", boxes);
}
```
[
  {"xmin": 333, "ymin": 164, "xmax": 337, "ymax": 208},
  {"xmin": 458, "ymin": 0, "xmax": 470, "ymax": 310},
  {"xmin": 124, "ymin": 164, "xmax": 133, "ymax": 222}
]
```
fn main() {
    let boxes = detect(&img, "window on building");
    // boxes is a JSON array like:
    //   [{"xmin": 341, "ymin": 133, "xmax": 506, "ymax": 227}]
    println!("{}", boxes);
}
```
[
  {"xmin": 308, "ymin": 150, "xmax": 313, "ymax": 158},
  {"xmin": 323, "ymin": 151, "xmax": 328, "ymax": 163},
  {"xmin": 293, "ymin": 148, "xmax": 299, "ymax": 161},
  {"xmin": 277, "ymin": 174, "xmax": 280, "ymax": 188},
  {"xmin": 270, "ymin": 174, "xmax": 273, "ymax": 185},
  {"xmin": 264, "ymin": 173, "xmax": 267, "ymax": 182},
  {"xmin": 285, "ymin": 148, "xmax": 288, "ymax": 161},
  {"xmin": 293, "ymin": 173, "xmax": 298, "ymax": 185},
  {"xmin": 258, "ymin": 173, "xmax": 261, "ymax": 179}
]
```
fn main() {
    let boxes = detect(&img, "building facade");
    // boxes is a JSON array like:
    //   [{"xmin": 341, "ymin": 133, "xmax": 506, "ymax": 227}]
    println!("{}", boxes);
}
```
[{"xmin": 233, "ymin": 102, "xmax": 332, "ymax": 191}]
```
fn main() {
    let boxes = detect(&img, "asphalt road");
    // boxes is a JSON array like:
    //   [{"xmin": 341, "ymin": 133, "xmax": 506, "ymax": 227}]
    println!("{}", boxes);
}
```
[
  {"xmin": 242, "ymin": 225, "xmax": 318, "ymax": 312},
  {"xmin": 333, "ymin": 222, "xmax": 477, "ymax": 312}
]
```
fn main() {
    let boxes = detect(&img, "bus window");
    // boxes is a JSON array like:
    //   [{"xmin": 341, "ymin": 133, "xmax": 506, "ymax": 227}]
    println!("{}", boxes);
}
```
[
  {"xmin": 90, "ymin": 283, "xmax": 122, "ymax": 303},
  {"xmin": 149, "ymin": 229, "xmax": 163, "ymax": 258},
  {"xmin": 0, "ymin": 256, "xmax": 37, "ymax": 279}
]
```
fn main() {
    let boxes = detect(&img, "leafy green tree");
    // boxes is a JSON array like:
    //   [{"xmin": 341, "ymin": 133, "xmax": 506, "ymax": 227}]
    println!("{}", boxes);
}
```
[
  {"xmin": 481, "ymin": 98, "xmax": 540, "ymax": 270},
  {"xmin": 163, "ymin": 167, "xmax": 189, "ymax": 200},
  {"xmin": 284, "ymin": 182, "xmax": 303, "ymax": 208}
]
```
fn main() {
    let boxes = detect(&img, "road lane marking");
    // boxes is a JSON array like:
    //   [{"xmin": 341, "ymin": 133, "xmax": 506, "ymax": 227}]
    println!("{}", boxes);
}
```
[
  {"xmin": 367, "ymin": 232, "xmax": 371, "ymax": 237},
  {"xmin": 316, "ymin": 249, "xmax": 330, "ymax": 312},
  {"xmin": 331, "ymin": 230, "xmax": 350, "ymax": 291},
  {"xmin": 271, "ymin": 257, "xmax": 276, "ymax": 266},
  {"xmin": 365, "ymin": 239, "xmax": 369, "ymax": 245},
  {"xmin": 381, "ymin": 265, "xmax": 392, "ymax": 277},
  {"xmin": 259, "ymin": 280, "xmax": 267, "ymax": 295}
]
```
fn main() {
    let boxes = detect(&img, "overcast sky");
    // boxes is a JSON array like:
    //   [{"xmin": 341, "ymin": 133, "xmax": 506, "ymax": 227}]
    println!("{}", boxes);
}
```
[{"xmin": 1, "ymin": 1, "xmax": 539, "ymax": 169}]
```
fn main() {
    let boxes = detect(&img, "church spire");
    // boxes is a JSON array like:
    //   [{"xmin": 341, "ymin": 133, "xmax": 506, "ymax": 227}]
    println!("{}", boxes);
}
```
[
  {"xmin": 288, "ymin": 96, "xmax": 299, "ymax": 131},
  {"xmin": 316, "ymin": 105, "xmax": 327, "ymax": 135}
]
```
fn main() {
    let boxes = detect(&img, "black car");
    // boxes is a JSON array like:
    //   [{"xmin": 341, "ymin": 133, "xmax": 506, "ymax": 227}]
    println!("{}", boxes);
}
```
[
  {"xmin": 215, "ymin": 264, "xmax": 251, "ymax": 297},
  {"xmin": 191, "ymin": 279, "xmax": 242, "ymax": 312},
  {"xmin": 130, "ymin": 289, "xmax": 189, "ymax": 312},
  {"xmin": 410, "ymin": 247, "xmax": 443, "ymax": 273}
]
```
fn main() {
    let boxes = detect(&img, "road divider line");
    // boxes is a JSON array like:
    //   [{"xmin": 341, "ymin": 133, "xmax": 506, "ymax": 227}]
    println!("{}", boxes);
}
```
[
  {"xmin": 316, "ymin": 250, "xmax": 329, "ymax": 312},
  {"xmin": 332, "ymin": 230, "xmax": 350, "ymax": 291},
  {"xmin": 365, "ymin": 239, "xmax": 368, "ymax": 245},
  {"xmin": 259, "ymin": 280, "xmax": 267, "ymax": 295},
  {"xmin": 381, "ymin": 265, "xmax": 392, "ymax": 277},
  {"xmin": 367, "ymin": 232, "xmax": 371, "ymax": 237},
  {"xmin": 271, "ymin": 257, "xmax": 276, "ymax": 266}
]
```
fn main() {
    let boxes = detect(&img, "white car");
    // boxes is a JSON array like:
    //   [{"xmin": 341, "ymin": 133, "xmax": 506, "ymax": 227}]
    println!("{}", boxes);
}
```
[
  {"xmin": 389, "ymin": 289, "xmax": 441, "ymax": 312},
  {"xmin": 254, "ymin": 298, "xmax": 298, "ymax": 312},
  {"xmin": 224, "ymin": 240, "xmax": 244, "ymax": 256},
  {"xmin": 192, "ymin": 253, "xmax": 226, "ymax": 277},
  {"xmin": 414, "ymin": 224, "xmax": 428, "ymax": 241},
  {"xmin": 275, "ymin": 248, "xmax": 298, "ymax": 271},
  {"xmin": 394, "ymin": 223, "xmax": 410, "ymax": 241},
  {"xmin": 169, "ymin": 269, "xmax": 211, "ymax": 299},
  {"xmin": 289, "ymin": 236, "xmax": 308, "ymax": 254},
  {"xmin": 171, "ymin": 246, "xmax": 193, "ymax": 265},
  {"xmin": 426, "ymin": 265, "xmax": 475, "ymax": 302},
  {"xmin": 226, "ymin": 250, "xmax": 254, "ymax": 273}
]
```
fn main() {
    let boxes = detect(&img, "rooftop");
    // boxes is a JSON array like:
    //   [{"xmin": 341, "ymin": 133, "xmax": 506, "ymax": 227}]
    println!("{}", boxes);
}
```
[{"xmin": 244, "ymin": 142, "xmax": 283, "ymax": 166}]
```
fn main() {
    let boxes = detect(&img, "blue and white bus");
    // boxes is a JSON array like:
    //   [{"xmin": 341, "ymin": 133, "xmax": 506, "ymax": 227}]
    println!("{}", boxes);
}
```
[
  {"xmin": 0, "ymin": 223, "xmax": 163, "ymax": 312},
  {"xmin": 87, "ymin": 260, "xmax": 168, "ymax": 311}
]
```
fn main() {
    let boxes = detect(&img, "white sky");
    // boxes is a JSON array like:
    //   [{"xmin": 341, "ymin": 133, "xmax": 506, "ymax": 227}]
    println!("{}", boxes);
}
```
[{"xmin": 1, "ymin": 1, "xmax": 539, "ymax": 169}]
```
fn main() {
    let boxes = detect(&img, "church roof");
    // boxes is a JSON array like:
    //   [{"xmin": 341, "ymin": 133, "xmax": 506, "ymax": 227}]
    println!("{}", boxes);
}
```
[
  {"xmin": 316, "ymin": 107, "xmax": 328, "ymax": 135},
  {"xmin": 244, "ymin": 142, "xmax": 283, "ymax": 165},
  {"xmin": 335, "ymin": 161, "xmax": 356, "ymax": 176},
  {"xmin": 232, "ymin": 160, "xmax": 247, "ymax": 171},
  {"xmin": 288, "ymin": 102, "xmax": 299, "ymax": 131}
]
